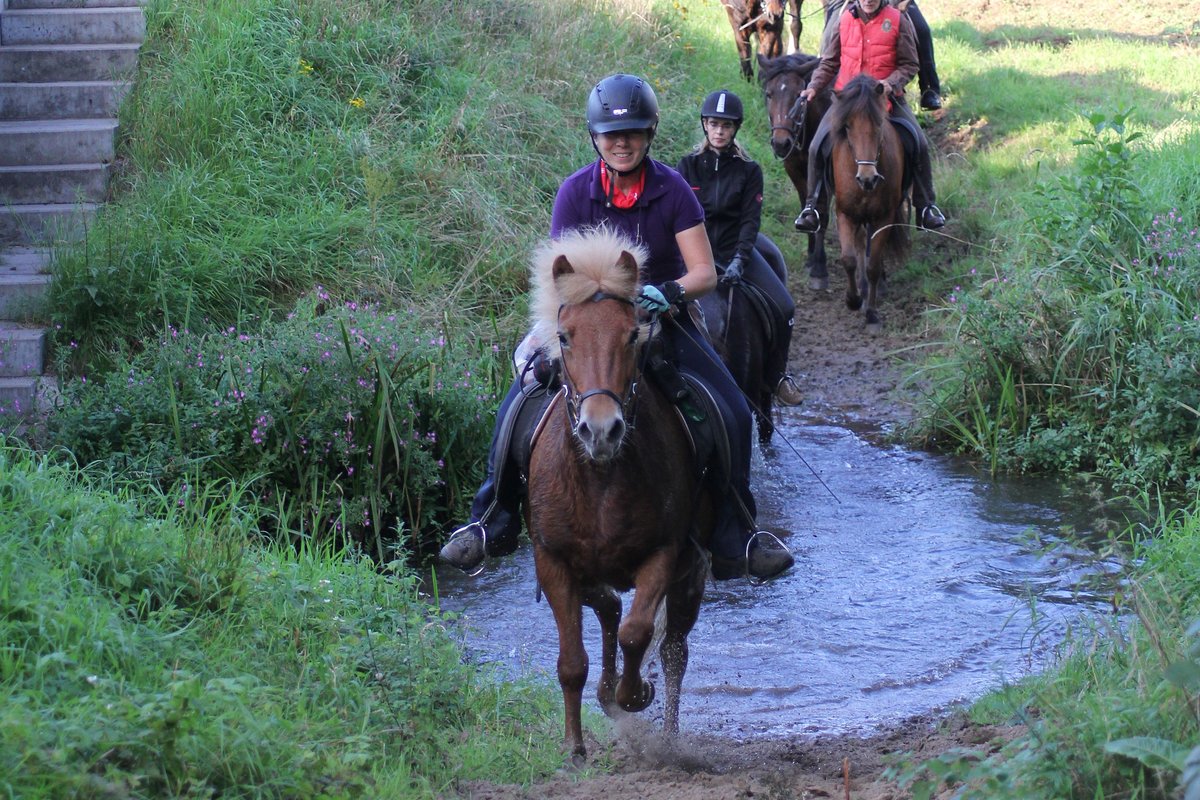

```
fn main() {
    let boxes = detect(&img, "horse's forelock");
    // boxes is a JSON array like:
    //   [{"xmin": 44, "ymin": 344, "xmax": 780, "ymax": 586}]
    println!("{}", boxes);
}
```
[
  {"xmin": 830, "ymin": 74, "xmax": 886, "ymax": 135},
  {"xmin": 530, "ymin": 227, "xmax": 647, "ymax": 351},
  {"xmin": 758, "ymin": 52, "xmax": 819, "ymax": 84}
]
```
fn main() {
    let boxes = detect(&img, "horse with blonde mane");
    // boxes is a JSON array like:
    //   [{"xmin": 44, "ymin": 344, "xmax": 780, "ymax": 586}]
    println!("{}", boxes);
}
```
[{"xmin": 525, "ymin": 226, "xmax": 715, "ymax": 763}]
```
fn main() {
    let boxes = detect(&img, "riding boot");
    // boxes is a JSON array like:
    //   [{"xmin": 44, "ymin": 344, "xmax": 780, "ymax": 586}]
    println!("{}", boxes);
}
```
[
  {"xmin": 795, "ymin": 137, "xmax": 829, "ymax": 233},
  {"xmin": 709, "ymin": 505, "xmax": 795, "ymax": 582},
  {"xmin": 440, "ymin": 381, "xmax": 528, "ymax": 573},
  {"xmin": 910, "ymin": 139, "xmax": 946, "ymax": 230}
]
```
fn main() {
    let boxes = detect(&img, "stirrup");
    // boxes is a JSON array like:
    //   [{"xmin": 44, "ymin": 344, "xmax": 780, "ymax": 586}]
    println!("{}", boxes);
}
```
[
  {"xmin": 745, "ymin": 530, "xmax": 794, "ymax": 585},
  {"xmin": 775, "ymin": 375, "xmax": 804, "ymax": 407},
  {"xmin": 794, "ymin": 204, "xmax": 821, "ymax": 232},
  {"xmin": 439, "ymin": 522, "xmax": 488, "ymax": 576},
  {"xmin": 919, "ymin": 204, "xmax": 946, "ymax": 230}
]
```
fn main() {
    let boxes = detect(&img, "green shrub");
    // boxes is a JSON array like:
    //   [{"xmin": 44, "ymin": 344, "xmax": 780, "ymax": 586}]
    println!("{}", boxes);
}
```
[
  {"xmin": 46, "ymin": 291, "xmax": 504, "ymax": 559},
  {"xmin": 908, "ymin": 113, "xmax": 1200, "ymax": 489}
]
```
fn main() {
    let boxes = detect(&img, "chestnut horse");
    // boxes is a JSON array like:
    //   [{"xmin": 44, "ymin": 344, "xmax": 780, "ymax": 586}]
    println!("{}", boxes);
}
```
[
  {"xmin": 757, "ymin": 51, "xmax": 833, "ymax": 289},
  {"xmin": 723, "ymin": 0, "xmax": 802, "ymax": 81},
  {"xmin": 525, "ymin": 227, "xmax": 714, "ymax": 763},
  {"xmin": 828, "ymin": 74, "xmax": 908, "ymax": 331}
]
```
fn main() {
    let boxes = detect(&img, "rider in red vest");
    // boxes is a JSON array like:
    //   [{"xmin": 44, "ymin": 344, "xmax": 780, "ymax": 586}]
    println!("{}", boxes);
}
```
[{"xmin": 794, "ymin": 0, "xmax": 946, "ymax": 233}]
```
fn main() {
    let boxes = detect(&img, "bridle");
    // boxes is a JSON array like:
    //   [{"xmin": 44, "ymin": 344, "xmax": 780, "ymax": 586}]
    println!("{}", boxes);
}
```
[
  {"xmin": 767, "ymin": 86, "xmax": 808, "ymax": 160},
  {"xmin": 556, "ymin": 292, "xmax": 652, "ymax": 432},
  {"xmin": 843, "ymin": 120, "xmax": 885, "ymax": 175}
]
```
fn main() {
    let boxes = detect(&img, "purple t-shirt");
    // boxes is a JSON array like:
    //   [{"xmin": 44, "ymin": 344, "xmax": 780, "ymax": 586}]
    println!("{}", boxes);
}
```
[{"xmin": 550, "ymin": 157, "xmax": 706, "ymax": 285}]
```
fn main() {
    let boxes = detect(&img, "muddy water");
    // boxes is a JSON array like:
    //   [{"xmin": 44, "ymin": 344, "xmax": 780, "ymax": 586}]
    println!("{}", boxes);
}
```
[{"xmin": 432, "ymin": 411, "xmax": 1123, "ymax": 741}]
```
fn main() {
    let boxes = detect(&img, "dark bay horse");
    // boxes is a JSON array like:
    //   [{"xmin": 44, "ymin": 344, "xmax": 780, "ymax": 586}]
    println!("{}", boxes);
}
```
[
  {"xmin": 757, "ymin": 51, "xmax": 832, "ymax": 289},
  {"xmin": 828, "ymin": 74, "xmax": 909, "ymax": 331},
  {"xmin": 723, "ymin": 0, "xmax": 802, "ymax": 81},
  {"xmin": 697, "ymin": 233, "xmax": 787, "ymax": 446},
  {"xmin": 525, "ymin": 227, "xmax": 714, "ymax": 763}
]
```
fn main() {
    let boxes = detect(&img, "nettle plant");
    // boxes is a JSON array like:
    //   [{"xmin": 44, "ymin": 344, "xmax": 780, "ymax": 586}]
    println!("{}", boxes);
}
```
[{"xmin": 47, "ymin": 289, "xmax": 503, "ymax": 559}]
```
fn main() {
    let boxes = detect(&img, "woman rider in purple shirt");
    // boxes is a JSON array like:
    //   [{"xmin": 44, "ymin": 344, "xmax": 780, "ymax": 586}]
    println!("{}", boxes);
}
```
[{"xmin": 439, "ymin": 73, "xmax": 794, "ymax": 583}]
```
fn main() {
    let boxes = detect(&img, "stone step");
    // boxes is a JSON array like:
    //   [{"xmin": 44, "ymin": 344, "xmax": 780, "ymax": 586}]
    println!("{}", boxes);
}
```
[
  {"xmin": 0, "ymin": 322, "xmax": 45, "ymax": 377},
  {"xmin": 0, "ymin": 43, "xmax": 139, "ymax": 82},
  {"xmin": 0, "ymin": 8, "xmax": 146, "ymax": 46},
  {"xmin": 8, "ymin": 0, "xmax": 146, "ymax": 8},
  {"xmin": 0, "ymin": 246, "xmax": 53, "ymax": 319},
  {"xmin": 0, "ymin": 266, "xmax": 51, "ymax": 319},
  {"xmin": 0, "ymin": 118, "xmax": 116, "ymax": 166},
  {"xmin": 0, "ymin": 245, "xmax": 51, "ymax": 270},
  {"xmin": 0, "ymin": 376, "xmax": 40, "ymax": 417},
  {"xmin": 0, "ymin": 80, "xmax": 130, "ymax": 119},
  {"xmin": 0, "ymin": 201, "xmax": 97, "ymax": 245},
  {"xmin": 0, "ymin": 162, "xmax": 108, "ymax": 204}
]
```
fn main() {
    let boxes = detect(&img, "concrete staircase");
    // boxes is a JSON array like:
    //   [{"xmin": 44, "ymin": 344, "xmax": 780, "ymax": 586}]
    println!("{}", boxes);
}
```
[{"xmin": 0, "ymin": 0, "xmax": 144, "ymax": 416}]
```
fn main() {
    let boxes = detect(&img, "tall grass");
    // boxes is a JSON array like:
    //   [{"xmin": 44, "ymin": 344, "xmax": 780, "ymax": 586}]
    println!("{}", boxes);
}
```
[
  {"xmin": 0, "ymin": 441, "xmax": 565, "ymax": 797},
  {"xmin": 898, "ymin": 1, "xmax": 1200, "ymax": 489}
]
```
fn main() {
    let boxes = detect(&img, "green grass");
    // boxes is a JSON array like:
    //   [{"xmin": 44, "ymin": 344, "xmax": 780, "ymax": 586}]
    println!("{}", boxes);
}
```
[{"xmin": 0, "ymin": 441, "xmax": 565, "ymax": 798}]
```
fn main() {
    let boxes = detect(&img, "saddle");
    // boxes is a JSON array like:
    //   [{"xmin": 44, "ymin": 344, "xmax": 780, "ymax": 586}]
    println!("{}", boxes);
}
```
[
  {"xmin": 505, "ymin": 347, "xmax": 732, "ymax": 501},
  {"xmin": 732, "ymin": 279, "xmax": 782, "ymax": 354}
]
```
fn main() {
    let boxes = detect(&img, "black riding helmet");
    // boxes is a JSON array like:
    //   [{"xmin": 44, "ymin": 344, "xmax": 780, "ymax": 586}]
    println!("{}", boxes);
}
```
[
  {"xmin": 700, "ymin": 89, "xmax": 744, "ymax": 124},
  {"xmin": 588, "ymin": 73, "xmax": 659, "ymax": 179},
  {"xmin": 587, "ymin": 73, "xmax": 660, "ymax": 137}
]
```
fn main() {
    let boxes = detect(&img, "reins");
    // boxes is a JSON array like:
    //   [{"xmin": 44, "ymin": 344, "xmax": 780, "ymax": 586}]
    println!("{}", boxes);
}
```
[{"xmin": 768, "ymin": 91, "xmax": 808, "ymax": 160}]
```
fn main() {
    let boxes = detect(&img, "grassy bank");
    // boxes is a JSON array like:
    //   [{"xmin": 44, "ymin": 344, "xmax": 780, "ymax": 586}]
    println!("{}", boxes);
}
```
[{"xmin": 0, "ymin": 441, "xmax": 564, "ymax": 797}]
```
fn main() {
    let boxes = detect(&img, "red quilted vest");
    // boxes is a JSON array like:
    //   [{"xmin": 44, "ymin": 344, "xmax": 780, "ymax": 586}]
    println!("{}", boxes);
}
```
[{"xmin": 834, "ymin": 4, "xmax": 901, "ymax": 91}]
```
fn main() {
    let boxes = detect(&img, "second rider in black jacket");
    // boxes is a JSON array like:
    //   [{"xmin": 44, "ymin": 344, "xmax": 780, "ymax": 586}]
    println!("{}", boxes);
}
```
[{"xmin": 677, "ymin": 89, "xmax": 803, "ymax": 407}]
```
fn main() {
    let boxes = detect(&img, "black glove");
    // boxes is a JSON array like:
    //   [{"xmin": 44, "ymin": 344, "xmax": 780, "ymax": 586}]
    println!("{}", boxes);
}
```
[{"xmin": 719, "ymin": 255, "xmax": 745, "ymax": 286}]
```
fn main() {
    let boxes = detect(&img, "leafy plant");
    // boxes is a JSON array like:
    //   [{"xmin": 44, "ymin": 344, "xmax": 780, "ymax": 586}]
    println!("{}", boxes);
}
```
[{"xmin": 45, "ymin": 290, "xmax": 504, "ymax": 559}]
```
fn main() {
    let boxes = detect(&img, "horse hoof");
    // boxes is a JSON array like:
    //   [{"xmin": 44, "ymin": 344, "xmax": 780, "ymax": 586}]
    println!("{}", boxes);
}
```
[
  {"xmin": 620, "ymin": 680, "xmax": 655, "ymax": 713},
  {"xmin": 808, "ymin": 277, "xmax": 828, "ymax": 291}
]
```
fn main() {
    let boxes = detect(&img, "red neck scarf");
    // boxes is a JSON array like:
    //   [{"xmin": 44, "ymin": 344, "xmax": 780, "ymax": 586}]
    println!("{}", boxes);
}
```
[{"xmin": 599, "ymin": 163, "xmax": 646, "ymax": 209}]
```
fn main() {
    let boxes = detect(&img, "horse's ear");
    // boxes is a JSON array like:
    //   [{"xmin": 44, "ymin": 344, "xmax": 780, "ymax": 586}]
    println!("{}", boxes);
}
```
[
  {"xmin": 616, "ymin": 250, "xmax": 638, "ymax": 279},
  {"xmin": 551, "ymin": 254, "xmax": 574, "ymax": 280}
]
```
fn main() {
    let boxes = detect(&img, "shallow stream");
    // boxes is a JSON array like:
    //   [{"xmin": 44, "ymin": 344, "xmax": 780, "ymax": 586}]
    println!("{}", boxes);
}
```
[{"xmin": 433, "ymin": 410, "xmax": 1124, "ymax": 741}]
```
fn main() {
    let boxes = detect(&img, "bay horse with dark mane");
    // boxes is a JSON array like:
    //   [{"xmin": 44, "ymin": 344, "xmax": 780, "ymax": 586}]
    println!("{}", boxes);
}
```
[
  {"xmin": 757, "ymin": 51, "xmax": 833, "ymax": 289},
  {"xmin": 828, "ymin": 73, "xmax": 909, "ymax": 331},
  {"xmin": 525, "ymin": 227, "xmax": 715, "ymax": 763},
  {"xmin": 723, "ymin": 0, "xmax": 803, "ymax": 81}
]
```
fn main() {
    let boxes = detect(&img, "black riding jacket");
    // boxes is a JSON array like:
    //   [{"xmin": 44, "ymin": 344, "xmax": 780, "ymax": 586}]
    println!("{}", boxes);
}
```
[{"xmin": 676, "ymin": 147, "xmax": 763, "ymax": 266}]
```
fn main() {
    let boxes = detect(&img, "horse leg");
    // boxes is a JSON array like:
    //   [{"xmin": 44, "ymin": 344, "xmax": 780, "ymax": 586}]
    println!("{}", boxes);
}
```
[
  {"xmin": 837, "ymin": 214, "xmax": 863, "ymax": 311},
  {"xmin": 738, "ymin": 32, "xmax": 754, "ymax": 81},
  {"xmin": 533, "ymin": 549, "xmax": 589, "ymax": 762},
  {"xmin": 584, "ymin": 585, "xmax": 621, "ymax": 713},
  {"xmin": 615, "ymin": 552, "xmax": 674, "ymax": 713},
  {"xmin": 864, "ymin": 228, "xmax": 888, "ymax": 331},
  {"xmin": 661, "ymin": 560, "xmax": 706, "ymax": 736},
  {"xmin": 789, "ymin": 0, "xmax": 802, "ymax": 52}
]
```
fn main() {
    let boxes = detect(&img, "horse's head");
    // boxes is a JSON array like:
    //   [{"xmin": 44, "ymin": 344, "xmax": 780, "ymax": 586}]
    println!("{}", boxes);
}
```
[
  {"xmin": 531, "ymin": 228, "xmax": 647, "ymax": 463},
  {"xmin": 831, "ymin": 74, "xmax": 890, "ymax": 192},
  {"xmin": 758, "ymin": 52, "xmax": 821, "ymax": 160}
]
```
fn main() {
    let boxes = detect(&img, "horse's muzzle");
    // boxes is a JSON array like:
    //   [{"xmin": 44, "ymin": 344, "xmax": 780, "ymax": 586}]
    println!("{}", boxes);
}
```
[
  {"xmin": 856, "ymin": 171, "xmax": 884, "ymax": 192},
  {"xmin": 574, "ymin": 411, "xmax": 626, "ymax": 462}
]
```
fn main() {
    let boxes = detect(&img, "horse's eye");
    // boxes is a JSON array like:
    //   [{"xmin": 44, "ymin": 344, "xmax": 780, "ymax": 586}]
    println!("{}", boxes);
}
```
[
  {"xmin": 627, "ymin": 330, "xmax": 638, "ymax": 347},
  {"xmin": 558, "ymin": 332, "xmax": 569, "ymax": 350}
]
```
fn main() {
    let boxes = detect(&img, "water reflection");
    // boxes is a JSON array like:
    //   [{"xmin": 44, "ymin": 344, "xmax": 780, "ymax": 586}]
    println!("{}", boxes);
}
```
[{"xmin": 432, "ymin": 411, "xmax": 1124, "ymax": 740}]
